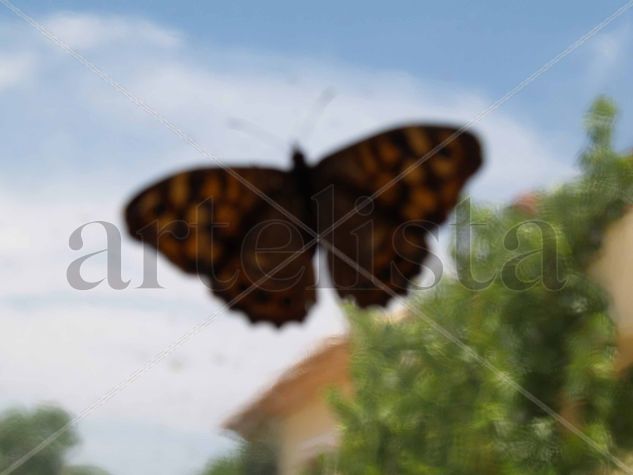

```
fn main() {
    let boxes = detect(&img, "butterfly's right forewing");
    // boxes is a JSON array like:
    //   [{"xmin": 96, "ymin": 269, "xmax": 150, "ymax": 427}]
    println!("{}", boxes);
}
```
[{"xmin": 310, "ymin": 124, "xmax": 482, "ymax": 307}]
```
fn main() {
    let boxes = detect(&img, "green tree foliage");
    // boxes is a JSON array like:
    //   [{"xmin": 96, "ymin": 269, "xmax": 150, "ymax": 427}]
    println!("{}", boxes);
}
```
[
  {"xmin": 200, "ymin": 454, "xmax": 241, "ymax": 475},
  {"xmin": 0, "ymin": 406, "xmax": 109, "ymax": 475},
  {"xmin": 61, "ymin": 467, "xmax": 110, "ymax": 475},
  {"xmin": 200, "ymin": 438, "xmax": 277, "ymax": 475},
  {"xmin": 331, "ymin": 97, "xmax": 633, "ymax": 474}
]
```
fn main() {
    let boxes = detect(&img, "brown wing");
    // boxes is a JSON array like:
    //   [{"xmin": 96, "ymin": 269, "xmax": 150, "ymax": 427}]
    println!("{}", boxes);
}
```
[
  {"xmin": 310, "ymin": 124, "xmax": 482, "ymax": 307},
  {"xmin": 125, "ymin": 167, "xmax": 317, "ymax": 326}
]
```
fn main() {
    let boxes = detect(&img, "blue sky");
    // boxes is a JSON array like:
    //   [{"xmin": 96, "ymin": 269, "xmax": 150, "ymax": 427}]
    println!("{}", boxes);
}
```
[
  {"xmin": 0, "ymin": 1, "xmax": 632, "ymax": 475},
  {"xmin": 11, "ymin": 0, "xmax": 633, "ymax": 135}
]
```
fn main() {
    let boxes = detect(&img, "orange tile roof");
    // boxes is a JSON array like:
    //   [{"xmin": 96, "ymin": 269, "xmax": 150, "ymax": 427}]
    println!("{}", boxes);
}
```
[
  {"xmin": 223, "ymin": 335, "xmax": 350, "ymax": 439},
  {"xmin": 223, "ymin": 310, "xmax": 410, "ymax": 438}
]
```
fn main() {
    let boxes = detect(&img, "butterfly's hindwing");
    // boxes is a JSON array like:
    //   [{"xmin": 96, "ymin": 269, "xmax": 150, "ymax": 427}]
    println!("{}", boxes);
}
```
[
  {"xmin": 125, "ymin": 167, "xmax": 317, "ymax": 326},
  {"xmin": 311, "ymin": 124, "xmax": 482, "ymax": 307}
]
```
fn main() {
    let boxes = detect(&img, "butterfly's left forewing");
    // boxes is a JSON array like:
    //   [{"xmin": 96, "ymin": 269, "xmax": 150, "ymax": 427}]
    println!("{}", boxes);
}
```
[
  {"xmin": 125, "ymin": 167, "xmax": 317, "ymax": 326},
  {"xmin": 310, "ymin": 124, "xmax": 482, "ymax": 307}
]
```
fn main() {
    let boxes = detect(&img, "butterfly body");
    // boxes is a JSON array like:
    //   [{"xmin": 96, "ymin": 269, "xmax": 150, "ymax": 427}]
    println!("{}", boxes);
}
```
[
  {"xmin": 125, "ymin": 124, "xmax": 482, "ymax": 327},
  {"xmin": 290, "ymin": 148, "xmax": 317, "ymax": 230}
]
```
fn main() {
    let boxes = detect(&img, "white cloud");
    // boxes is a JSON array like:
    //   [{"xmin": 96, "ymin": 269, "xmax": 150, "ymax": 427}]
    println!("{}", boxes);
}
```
[
  {"xmin": 0, "ymin": 53, "xmax": 35, "ymax": 91},
  {"xmin": 587, "ymin": 23, "xmax": 631, "ymax": 85},
  {"xmin": 44, "ymin": 12, "xmax": 183, "ymax": 50},
  {"xmin": 0, "ymin": 10, "xmax": 580, "ymax": 475}
]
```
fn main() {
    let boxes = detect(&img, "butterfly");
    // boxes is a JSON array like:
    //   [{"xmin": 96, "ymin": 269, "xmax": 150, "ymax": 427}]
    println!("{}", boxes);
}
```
[{"xmin": 124, "ymin": 124, "xmax": 482, "ymax": 327}]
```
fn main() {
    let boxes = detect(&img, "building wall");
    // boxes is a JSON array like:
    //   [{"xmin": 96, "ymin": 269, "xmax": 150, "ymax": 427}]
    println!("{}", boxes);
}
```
[
  {"xmin": 232, "ymin": 211, "xmax": 633, "ymax": 475},
  {"xmin": 589, "ymin": 209, "xmax": 633, "ymax": 370},
  {"xmin": 278, "ymin": 381, "xmax": 351, "ymax": 475}
]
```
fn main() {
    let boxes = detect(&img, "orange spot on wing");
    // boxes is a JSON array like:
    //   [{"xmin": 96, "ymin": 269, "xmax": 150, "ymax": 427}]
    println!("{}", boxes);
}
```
[
  {"xmin": 410, "ymin": 188, "xmax": 437, "ymax": 213},
  {"xmin": 402, "ymin": 159, "xmax": 426, "ymax": 185},
  {"xmin": 358, "ymin": 142, "xmax": 378, "ymax": 174},
  {"xmin": 376, "ymin": 137, "xmax": 401, "ymax": 166},
  {"xmin": 404, "ymin": 127, "xmax": 430, "ymax": 156},
  {"xmin": 215, "ymin": 206, "xmax": 239, "ymax": 235},
  {"xmin": 432, "ymin": 158, "xmax": 456, "ymax": 177},
  {"xmin": 375, "ymin": 174, "xmax": 399, "ymax": 205},
  {"xmin": 201, "ymin": 175, "xmax": 221, "ymax": 197},
  {"xmin": 225, "ymin": 175, "xmax": 242, "ymax": 202},
  {"xmin": 138, "ymin": 191, "xmax": 160, "ymax": 214},
  {"xmin": 169, "ymin": 174, "xmax": 189, "ymax": 207}
]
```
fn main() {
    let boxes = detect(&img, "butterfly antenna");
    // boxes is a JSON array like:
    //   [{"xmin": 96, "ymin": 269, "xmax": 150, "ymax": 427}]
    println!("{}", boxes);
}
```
[
  {"xmin": 293, "ymin": 87, "xmax": 337, "ymax": 145},
  {"xmin": 228, "ymin": 117, "xmax": 290, "ymax": 154}
]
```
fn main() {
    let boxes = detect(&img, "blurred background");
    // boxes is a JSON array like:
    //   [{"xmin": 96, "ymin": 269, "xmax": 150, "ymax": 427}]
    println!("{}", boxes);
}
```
[{"xmin": 1, "ymin": 1, "xmax": 632, "ymax": 474}]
